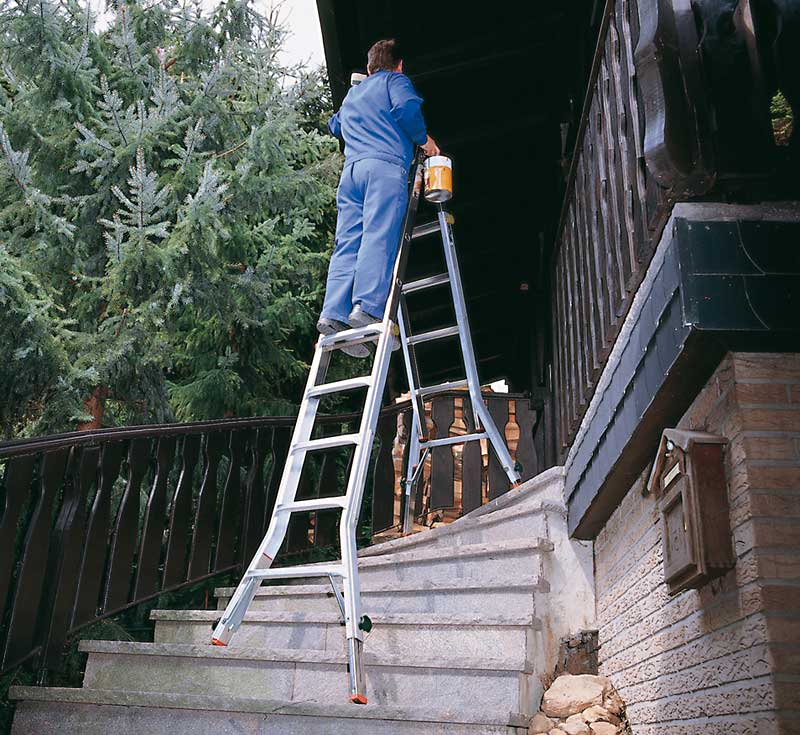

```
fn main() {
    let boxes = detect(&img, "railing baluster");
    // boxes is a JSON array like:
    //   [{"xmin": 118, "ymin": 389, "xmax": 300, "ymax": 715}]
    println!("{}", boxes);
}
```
[
  {"xmin": 104, "ymin": 438, "xmax": 150, "ymax": 613},
  {"xmin": 371, "ymin": 411, "xmax": 397, "ymax": 533},
  {"xmin": 214, "ymin": 431, "xmax": 246, "ymax": 570},
  {"xmin": 2, "ymin": 448, "xmax": 68, "ymax": 670},
  {"xmin": 514, "ymin": 400, "xmax": 539, "ymax": 483},
  {"xmin": 134, "ymin": 436, "xmax": 176, "ymax": 599},
  {"xmin": 163, "ymin": 435, "xmax": 201, "ymax": 586},
  {"xmin": 487, "ymin": 398, "xmax": 510, "ymax": 500},
  {"xmin": 39, "ymin": 448, "xmax": 98, "ymax": 670},
  {"xmin": 188, "ymin": 432, "xmax": 224, "ymax": 579},
  {"xmin": 430, "ymin": 397, "xmax": 455, "ymax": 510},
  {"xmin": 72, "ymin": 441, "xmax": 124, "ymax": 627},
  {"xmin": 0, "ymin": 456, "xmax": 36, "ymax": 625},
  {"xmin": 239, "ymin": 429, "xmax": 268, "ymax": 564}
]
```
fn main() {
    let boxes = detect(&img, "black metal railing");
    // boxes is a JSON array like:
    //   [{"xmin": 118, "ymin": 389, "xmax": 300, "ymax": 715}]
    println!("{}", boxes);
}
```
[{"xmin": 0, "ymin": 391, "xmax": 539, "ymax": 676}]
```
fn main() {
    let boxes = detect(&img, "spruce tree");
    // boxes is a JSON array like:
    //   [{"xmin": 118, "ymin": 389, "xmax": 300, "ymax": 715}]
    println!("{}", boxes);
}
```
[{"xmin": 0, "ymin": 0, "xmax": 341, "ymax": 438}]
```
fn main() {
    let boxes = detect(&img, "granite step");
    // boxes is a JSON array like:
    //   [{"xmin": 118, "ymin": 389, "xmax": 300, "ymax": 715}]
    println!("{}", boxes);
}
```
[
  {"xmin": 213, "ymin": 576, "xmax": 549, "ymax": 615},
  {"xmin": 151, "ymin": 609, "xmax": 543, "ymax": 661},
  {"xmin": 76, "ymin": 641, "xmax": 539, "ymax": 717},
  {"xmin": 9, "ymin": 687, "xmax": 530, "ymax": 735},
  {"xmin": 360, "ymin": 465, "xmax": 565, "ymax": 559},
  {"xmin": 362, "ymin": 509, "xmax": 562, "ymax": 563},
  {"xmin": 258, "ymin": 537, "xmax": 553, "ymax": 588}
]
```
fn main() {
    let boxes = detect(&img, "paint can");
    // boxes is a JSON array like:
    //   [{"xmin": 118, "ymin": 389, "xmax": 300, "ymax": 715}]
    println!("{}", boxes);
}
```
[{"xmin": 423, "ymin": 156, "xmax": 453, "ymax": 202}]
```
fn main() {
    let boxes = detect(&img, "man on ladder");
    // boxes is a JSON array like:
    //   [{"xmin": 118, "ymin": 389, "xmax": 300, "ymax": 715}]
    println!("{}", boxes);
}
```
[
  {"xmin": 212, "ymin": 38, "xmax": 522, "ymax": 707},
  {"xmin": 317, "ymin": 38, "xmax": 440, "ymax": 354}
]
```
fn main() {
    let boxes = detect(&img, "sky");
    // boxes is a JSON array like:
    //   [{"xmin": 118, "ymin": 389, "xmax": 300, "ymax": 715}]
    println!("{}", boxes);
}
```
[{"xmin": 89, "ymin": 0, "xmax": 326, "ymax": 69}]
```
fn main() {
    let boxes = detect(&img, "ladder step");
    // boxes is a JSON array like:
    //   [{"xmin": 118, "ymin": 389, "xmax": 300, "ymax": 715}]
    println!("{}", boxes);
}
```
[
  {"xmin": 416, "ymin": 379, "xmax": 469, "ymax": 397},
  {"xmin": 245, "ymin": 563, "xmax": 344, "ymax": 581},
  {"xmin": 307, "ymin": 376, "xmax": 372, "ymax": 398},
  {"xmin": 406, "ymin": 325, "xmax": 460, "ymax": 346},
  {"xmin": 276, "ymin": 497, "xmax": 348, "ymax": 513},
  {"xmin": 420, "ymin": 432, "xmax": 487, "ymax": 449},
  {"xmin": 402, "ymin": 273, "xmax": 450, "ymax": 294},
  {"xmin": 411, "ymin": 212, "xmax": 454, "ymax": 240},
  {"xmin": 291, "ymin": 433, "xmax": 360, "ymax": 453},
  {"xmin": 318, "ymin": 324, "xmax": 383, "ymax": 351}
]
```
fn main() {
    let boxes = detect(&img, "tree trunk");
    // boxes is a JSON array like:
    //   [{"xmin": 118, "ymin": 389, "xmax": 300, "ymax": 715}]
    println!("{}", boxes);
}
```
[{"xmin": 77, "ymin": 386, "xmax": 108, "ymax": 431}]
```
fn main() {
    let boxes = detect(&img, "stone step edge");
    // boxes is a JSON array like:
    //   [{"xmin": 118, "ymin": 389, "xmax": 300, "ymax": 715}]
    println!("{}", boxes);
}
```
[
  {"xmin": 361, "ymin": 465, "xmax": 566, "ymax": 558},
  {"xmin": 358, "ymin": 499, "xmax": 564, "ymax": 559},
  {"xmin": 213, "ymin": 577, "xmax": 549, "ymax": 600},
  {"xmin": 8, "ymin": 686, "xmax": 529, "ymax": 728},
  {"xmin": 149, "ymin": 609, "xmax": 542, "ymax": 628},
  {"xmin": 78, "ymin": 640, "xmax": 532, "ymax": 673},
  {"xmin": 346, "ymin": 537, "xmax": 554, "ymax": 570}
]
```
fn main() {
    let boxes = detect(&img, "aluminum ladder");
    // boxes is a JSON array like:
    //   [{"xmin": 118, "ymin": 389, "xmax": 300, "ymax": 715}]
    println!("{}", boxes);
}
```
[{"xmin": 210, "ymin": 150, "xmax": 522, "ymax": 704}]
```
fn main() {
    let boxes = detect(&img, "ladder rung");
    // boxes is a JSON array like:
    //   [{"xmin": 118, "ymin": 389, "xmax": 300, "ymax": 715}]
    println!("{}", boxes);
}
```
[
  {"xmin": 402, "ymin": 273, "xmax": 450, "ymax": 294},
  {"xmin": 411, "ymin": 212, "xmax": 454, "ymax": 240},
  {"xmin": 318, "ymin": 324, "xmax": 383, "ymax": 351},
  {"xmin": 291, "ymin": 433, "xmax": 360, "ymax": 453},
  {"xmin": 420, "ymin": 432, "xmax": 487, "ymax": 449},
  {"xmin": 307, "ymin": 376, "xmax": 372, "ymax": 398},
  {"xmin": 416, "ymin": 379, "xmax": 469, "ymax": 397},
  {"xmin": 406, "ymin": 325, "xmax": 460, "ymax": 346},
  {"xmin": 245, "ymin": 563, "xmax": 344, "ymax": 581},
  {"xmin": 276, "ymin": 497, "xmax": 348, "ymax": 513}
]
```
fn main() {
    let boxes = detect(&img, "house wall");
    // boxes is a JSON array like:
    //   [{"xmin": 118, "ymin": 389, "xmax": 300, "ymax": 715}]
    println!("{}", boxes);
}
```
[{"xmin": 594, "ymin": 353, "xmax": 800, "ymax": 734}]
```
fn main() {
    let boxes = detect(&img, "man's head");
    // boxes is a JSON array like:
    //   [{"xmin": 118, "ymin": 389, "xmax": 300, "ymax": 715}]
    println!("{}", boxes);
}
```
[{"xmin": 367, "ymin": 39, "xmax": 403, "ymax": 75}]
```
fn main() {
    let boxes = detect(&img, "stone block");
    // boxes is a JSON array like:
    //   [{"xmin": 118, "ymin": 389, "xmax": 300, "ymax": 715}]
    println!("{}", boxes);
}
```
[{"xmin": 541, "ymin": 675, "xmax": 608, "ymax": 719}]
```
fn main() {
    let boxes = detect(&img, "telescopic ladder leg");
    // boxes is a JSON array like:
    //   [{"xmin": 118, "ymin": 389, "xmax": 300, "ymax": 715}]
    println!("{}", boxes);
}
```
[{"xmin": 339, "ymin": 317, "xmax": 395, "ymax": 703}]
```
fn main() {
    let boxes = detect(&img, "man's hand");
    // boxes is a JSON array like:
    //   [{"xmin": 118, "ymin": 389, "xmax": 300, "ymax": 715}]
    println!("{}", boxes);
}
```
[{"xmin": 421, "ymin": 135, "xmax": 440, "ymax": 157}]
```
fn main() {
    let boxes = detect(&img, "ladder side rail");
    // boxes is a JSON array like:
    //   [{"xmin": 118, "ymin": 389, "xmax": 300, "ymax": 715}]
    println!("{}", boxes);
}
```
[
  {"xmin": 436, "ymin": 205, "xmax": 521, "ymax": 485},
  {"xmin": 338, "ymin": 150, "xmax": 425, "ymax": 702},
  {"xmin": 436, "ymin": 204, "xmax": 484, "ymax": 429},
  {"xmin": 339, "ymin": 327, "xmax": 394, "ymax": 702}
]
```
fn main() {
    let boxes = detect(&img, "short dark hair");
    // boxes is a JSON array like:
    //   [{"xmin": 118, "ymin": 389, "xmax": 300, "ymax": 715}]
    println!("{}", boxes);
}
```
[{"xmin": 367, "ymin": 39, "xmax": 402, "ymax": 74}]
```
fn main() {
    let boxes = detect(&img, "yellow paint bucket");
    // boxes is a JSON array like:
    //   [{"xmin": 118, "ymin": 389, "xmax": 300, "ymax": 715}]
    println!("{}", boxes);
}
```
[{"xmin": 424, "ymin": 156, "xmax": 453, "ymax": 202}]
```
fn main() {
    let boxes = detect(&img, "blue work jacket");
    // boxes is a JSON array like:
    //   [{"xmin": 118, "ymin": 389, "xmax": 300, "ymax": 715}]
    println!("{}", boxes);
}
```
[{"xmin": 328, "ymin": 70, "xmax": 427, "ymax": 170}]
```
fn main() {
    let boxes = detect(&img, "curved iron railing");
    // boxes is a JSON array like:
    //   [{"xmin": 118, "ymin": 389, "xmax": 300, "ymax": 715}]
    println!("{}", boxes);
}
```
[{"xmin": 0, "ymin": 391, "xmax": 540, "ymax": 676}]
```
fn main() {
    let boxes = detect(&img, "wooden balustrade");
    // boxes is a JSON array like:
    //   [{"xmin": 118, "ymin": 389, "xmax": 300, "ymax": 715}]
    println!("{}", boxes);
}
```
[{"xmin": 0, "ymin": 392, "xmax": 539, "ymax": 676}]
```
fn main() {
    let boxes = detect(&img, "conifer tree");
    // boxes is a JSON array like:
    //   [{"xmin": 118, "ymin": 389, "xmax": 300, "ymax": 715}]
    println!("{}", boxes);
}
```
[{"xmin": 0, "ymin": 0, "xmax": 340, "ymax": 438}]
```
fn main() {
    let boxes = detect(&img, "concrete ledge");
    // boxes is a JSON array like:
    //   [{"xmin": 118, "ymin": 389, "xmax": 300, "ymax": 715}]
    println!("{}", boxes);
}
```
[
  {"xmin": 8, "ymin": 686, "xmax": 523, "ymax": 728},
  {"xmin": 149, "ymin": 609, "xmax": 541, "ymax": 628},
  {"xmin": 213, "ymin": 576, "xmax": 549, "ymax": 600},
  {"xmin": 77, "ymin": 640, "xmax": 532, "ymax": 672},
  {"xmin": 361, "ymin": 466, "xmax": 566, "ymax": 558}
]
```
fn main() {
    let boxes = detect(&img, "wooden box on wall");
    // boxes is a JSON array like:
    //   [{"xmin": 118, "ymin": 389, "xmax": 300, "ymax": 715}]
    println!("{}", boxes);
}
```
[{"xmin": 647, "ymin": 429, "xmax": 735, "ymax": 595}]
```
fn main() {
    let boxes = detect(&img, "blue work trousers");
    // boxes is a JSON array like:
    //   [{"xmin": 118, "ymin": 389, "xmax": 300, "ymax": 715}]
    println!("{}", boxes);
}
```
[{"xmin": 321, "ymin": 158, "xmax": 409, "ymax": 322}]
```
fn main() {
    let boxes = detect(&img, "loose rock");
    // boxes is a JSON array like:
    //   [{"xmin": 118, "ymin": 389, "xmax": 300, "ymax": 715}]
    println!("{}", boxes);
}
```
[
  {"xmin": 603, "ymin": 691, "xmax": 624, "ymax": 716},
  {"xmin": 589, "ymin": 723, "xmax": 618, "ymax": 735},
  {"xmin": 581, "ymin": 706, "xmax": 609, "ymax": 723},
  {"xmin": 529, "ymin": 712, "xmax": 555, "ymax": 734},
  {"xmin": 561, "ymin": 721, "xmax": 590, "ymax": 735},
  {"xmin": 541, "ymin": 675, "xmax": 609, "ymax": 718}
]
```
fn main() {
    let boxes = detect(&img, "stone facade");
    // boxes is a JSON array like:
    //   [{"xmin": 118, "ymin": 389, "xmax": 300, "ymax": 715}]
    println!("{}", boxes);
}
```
[{"xmin": 594, "ymin": 353, "xmax": 800, "ymax": 734}]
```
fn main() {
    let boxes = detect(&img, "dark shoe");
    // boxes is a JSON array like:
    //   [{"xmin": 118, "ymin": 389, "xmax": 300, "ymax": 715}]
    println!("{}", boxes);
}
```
[
  {"xmin": 348, "ymin": 306, "xmax": 400, "ymax": 351},
  {"xmin": 347, "ymin": 304, "xmax": 381, "ymax": 327},
  {"xmin": 316, "ymin": 317, "xmax": 370, "ymax": 358}
]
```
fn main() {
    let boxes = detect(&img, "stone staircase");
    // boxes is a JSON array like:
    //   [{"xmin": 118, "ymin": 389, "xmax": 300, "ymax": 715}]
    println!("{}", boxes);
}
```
[{"xmin": 10, "ymin": 466, "xmax": 594, "ymax": 734}]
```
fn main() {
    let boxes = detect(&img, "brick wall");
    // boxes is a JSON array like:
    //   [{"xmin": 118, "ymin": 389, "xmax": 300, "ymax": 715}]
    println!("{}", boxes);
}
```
[{"xmin": 594, "ymin": 353, "xmax": 800, "ymax": 735}]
